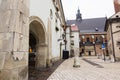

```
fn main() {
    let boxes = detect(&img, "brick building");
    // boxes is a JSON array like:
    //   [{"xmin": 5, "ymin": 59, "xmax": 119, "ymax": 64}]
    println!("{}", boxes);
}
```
[
  {"xmin": 105, "ymin": 13, "xmax": 120, "ymax": 61},
  {"xmin": 67, "ymin": 9, "xmax": 107, "ymax": 57},
  {"xmin": 114, "ymin": 0, "xmax": 120, "ymax": 13}
]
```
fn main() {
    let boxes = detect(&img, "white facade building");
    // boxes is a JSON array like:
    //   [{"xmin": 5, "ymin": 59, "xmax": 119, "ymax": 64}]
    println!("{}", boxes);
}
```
[{"xmin": 0, "ymin": 0, "xmax": 66, "ymax": 80}]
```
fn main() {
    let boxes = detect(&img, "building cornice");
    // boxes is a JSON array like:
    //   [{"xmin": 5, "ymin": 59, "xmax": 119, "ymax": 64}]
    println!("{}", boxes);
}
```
[{"xmin": 79, "ymin": 32, "xmax": 107, "ymax": 35}]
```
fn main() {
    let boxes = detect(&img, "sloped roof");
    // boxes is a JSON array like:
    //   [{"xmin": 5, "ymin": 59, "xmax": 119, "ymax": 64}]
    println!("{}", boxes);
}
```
[
  {"xmin": 71, "ymin": 24, "xmax": 79, "ymax": 31},
  {"xmin": 67, "ymin": 17, "xmax": 107, "ymax": 33}
]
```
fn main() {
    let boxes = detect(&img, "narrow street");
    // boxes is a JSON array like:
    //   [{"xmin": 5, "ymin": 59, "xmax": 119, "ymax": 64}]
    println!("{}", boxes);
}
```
[{"xmin": 47, "ymin": 56, "xmax": 120, "ymax": 80}]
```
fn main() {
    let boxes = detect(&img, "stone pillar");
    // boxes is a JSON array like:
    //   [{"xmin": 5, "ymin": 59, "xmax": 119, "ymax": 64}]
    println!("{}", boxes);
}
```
[
  {"xmin": 0, "ymin": 0, "xmax": 29, "ymax": 80},
  {"xmin": 35, "ymin": 44, "xmax": 47, "ymax": 69},
  {"xmin": 46, "ymin": 18, "xmax": 52, "ymax": 67},
  {"xmin": 73, "ymin": 48, "xmax": 80, "ymax": 67}
]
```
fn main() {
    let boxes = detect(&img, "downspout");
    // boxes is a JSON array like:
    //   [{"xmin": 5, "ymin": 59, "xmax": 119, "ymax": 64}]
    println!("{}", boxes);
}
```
[
  {"xmin": 109, "ymin": 20, "xmax": 116, "ymax": 62},
  {"xmin": 64, "ymin": 26, "xmax": 67, "ymax": 50}
]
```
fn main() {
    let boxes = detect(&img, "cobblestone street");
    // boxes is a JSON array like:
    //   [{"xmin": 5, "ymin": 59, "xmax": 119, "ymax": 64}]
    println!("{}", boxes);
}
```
[
  {"xmin": 29, "ymin": 60, "xmax": 64, "ymax": 80},
  {"xmin": 47, "ymin": 56, "xmax": 120, "ymax": 80}
]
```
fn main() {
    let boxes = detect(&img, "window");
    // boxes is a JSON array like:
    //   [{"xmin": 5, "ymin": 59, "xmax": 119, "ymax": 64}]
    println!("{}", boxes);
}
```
[
  {"xmin": 96, "ymin": 37, "xmax": 98, "ymax": 41},
  {"xmin": 117, "ymin": 41, "xmax": 120, "ymax": 46},
  {"xmin": 86, "ymin": 38, "xmax": 90, "ymax": 42},
  {"xmin": 116, "ymin": 26, "xmax": 120, "ymax": 28},
  {"xmin": 71, "ymin": 40, "xmax": 74, "ymax": 45},
  {"xmin": 70, "ymin": 36, "xmax": 74, "ymax": 38},
  {"xmin": 96, "ymin": 37, "xmax": 100, "ymax": 42}
]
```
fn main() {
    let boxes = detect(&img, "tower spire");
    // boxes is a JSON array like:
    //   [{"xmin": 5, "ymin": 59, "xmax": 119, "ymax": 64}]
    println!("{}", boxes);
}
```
[{"xmin": 76, "ymin": 7, "xmax": 82, "ymax": 21}]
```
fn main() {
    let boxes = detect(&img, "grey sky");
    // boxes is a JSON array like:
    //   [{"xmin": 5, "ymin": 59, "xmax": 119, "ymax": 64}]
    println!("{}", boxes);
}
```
[{"xmin": 62, "ymin": 0, "xmax": 115, "ymax": 20}]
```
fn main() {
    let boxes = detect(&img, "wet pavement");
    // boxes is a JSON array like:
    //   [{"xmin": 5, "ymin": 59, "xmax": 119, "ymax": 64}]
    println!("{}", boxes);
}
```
[{"xmin": 29, "ymin": 60, "xmax": 64, "ymax": 80}]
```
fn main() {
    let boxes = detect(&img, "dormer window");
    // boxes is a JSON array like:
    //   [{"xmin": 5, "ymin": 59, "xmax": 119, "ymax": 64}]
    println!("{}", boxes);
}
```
[{"xmin": 95, "ymin": 28, "xmax": 98, "ymax": 31}]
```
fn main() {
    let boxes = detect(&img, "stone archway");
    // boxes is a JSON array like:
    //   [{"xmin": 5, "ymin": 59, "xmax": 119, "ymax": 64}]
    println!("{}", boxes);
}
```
[{"xmin": 29, "ymin": 16, "xmax": 47, "ymax": 69}]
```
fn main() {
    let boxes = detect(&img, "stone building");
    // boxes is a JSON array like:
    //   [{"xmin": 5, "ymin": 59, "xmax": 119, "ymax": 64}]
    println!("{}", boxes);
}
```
[
  {"xmin": 30, "ymin": 0, "xmax": 66, "ymax": 68},
  {"xmin": 105, "ymin": 13, "xmax": 120, "ymax": 61},
  {"xmin": 0, "ymin": 0, "xmax": 66, "ymax": 80},
  {"xmin": 104, "ymin": 0, "xmax": 120, "ymax": 62},
  {"xmin": 66, "ymin": 9, "xmax": 107, "ymax": 57}
]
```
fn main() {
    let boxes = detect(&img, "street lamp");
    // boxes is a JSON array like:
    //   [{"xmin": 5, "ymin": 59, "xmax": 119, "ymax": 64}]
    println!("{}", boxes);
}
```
[{"xmin": 82, "ymin": 35, "xmax": 85, "ymax": 39}]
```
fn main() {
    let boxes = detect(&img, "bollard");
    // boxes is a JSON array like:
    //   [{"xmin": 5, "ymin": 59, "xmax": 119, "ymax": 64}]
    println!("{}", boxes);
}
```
[{"xmin": 73, "ymin": 56, "xmax": 80, "ymax": 67}]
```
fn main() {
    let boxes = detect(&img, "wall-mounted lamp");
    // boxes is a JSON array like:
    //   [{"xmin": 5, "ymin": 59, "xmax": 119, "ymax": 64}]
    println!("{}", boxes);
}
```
[
  {"xmin": 82, "ymin": 35, "xmax": 84, "ymax": 39},
  {"xmin": 91, "ymin": 35, "xmax": 94, "ymax": 38},
  {"xmin": 58, "ymin": 33, "xmax": 65, "ymax": 42},
  {"xmin": 62, "ymin": 33, "xmax": 65, "ymax": 39},
  {"xmin": 101, "ymin": 35, "xmax": 105, "ymax": 38}
]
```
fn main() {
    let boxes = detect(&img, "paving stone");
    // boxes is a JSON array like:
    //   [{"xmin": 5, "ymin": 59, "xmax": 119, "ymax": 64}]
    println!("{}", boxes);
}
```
[{"xmin": 47, "ymin": 56, "xmax": 120, "ymax": 80}]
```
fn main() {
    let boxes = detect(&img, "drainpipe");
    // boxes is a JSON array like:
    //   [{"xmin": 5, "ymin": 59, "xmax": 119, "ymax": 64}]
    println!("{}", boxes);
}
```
[
  {"xmin": 109, "ymin": 20, "xmax": 116, "ymax": 62},
  {"xmin": 64, "ymin": 26, "xmax": 67, "ymax": 50}
]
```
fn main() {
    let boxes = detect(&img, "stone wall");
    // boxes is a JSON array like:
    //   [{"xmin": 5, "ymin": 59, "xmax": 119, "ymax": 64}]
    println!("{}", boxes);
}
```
[{"xmin": 0, "ymin": 0, "xmax": 29, "ymax": 80}]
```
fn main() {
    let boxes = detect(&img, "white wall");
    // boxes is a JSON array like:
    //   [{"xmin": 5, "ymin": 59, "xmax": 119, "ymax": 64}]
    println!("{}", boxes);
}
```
[
  {"xmin": 71, "ymin": 31, "xmax": 79, "ymax": 55},
  {"xmin": 73, "ymin": 32, "xmax": 79, "ymax": 48},
  {"xmin": 30, "ymin": 0, "xmax": 64, "ymax": 59},
  {"xmin": 30, "ymin": 0, "xmax": 51, "ymax": 30},
  {"xmin": 66, "ymin": 27, "xmax": 71, "ymax": 52}
]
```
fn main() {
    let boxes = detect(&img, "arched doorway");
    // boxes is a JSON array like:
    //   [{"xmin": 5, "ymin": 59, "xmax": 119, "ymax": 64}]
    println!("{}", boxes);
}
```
[
  {"xmin": 29, "ymin": 16, "xmax": 47, "ymax": 69},
  {"xmin": 29, "ymin": 33, "xmax": 37, "ymax": 67}
]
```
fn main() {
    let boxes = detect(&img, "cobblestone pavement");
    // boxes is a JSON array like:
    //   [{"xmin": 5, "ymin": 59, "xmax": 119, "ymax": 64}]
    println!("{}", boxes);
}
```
[{"xmin": 47, "ymin": 56, "xmax": 120, "ymax": 80}]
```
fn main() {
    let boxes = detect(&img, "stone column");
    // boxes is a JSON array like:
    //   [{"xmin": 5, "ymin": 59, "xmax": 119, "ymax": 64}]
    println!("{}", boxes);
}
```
[
  {"xmin": 46, "ymin": 18, "xmax": 52, "ymax": 67},
  {"xmin": 35, "ymin": 44, "xmax": 47, "ymax": 69},
  {"xmin": 0, "ymin": 0, "xmax": 29, "ymax": 80},
  {"xmin": 73, "ymin": 48, "xmax": 80, "ymax": 67}
]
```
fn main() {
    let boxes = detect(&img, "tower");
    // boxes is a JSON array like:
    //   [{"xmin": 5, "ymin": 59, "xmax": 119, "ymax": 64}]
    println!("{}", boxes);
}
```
[{"xmin": 76, "ymin": 8, "xmax": 82, "ymax": 21}]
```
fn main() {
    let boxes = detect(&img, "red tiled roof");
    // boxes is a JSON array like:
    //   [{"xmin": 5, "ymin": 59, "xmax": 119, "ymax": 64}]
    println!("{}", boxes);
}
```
[{"xmin": 71, "ymin": 24, "xmax": 78, "ymax": 31}]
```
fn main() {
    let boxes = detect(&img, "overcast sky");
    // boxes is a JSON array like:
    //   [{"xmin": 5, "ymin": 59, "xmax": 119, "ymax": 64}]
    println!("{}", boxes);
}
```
[{"xmin": 62, "ymin": 0, "xmax": 115, "ymax": 20}]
